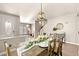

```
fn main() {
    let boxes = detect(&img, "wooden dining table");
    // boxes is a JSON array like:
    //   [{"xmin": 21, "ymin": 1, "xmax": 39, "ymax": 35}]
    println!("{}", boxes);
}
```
[{"xmin": 22, "ymin": 45, "xmax": 48, "ymax": 56}]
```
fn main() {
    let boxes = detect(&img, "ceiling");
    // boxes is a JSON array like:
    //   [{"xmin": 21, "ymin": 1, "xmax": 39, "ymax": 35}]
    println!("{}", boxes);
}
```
[{"xmin": 0, "ymin": 3, "xmax": 79, "ymax": 23}]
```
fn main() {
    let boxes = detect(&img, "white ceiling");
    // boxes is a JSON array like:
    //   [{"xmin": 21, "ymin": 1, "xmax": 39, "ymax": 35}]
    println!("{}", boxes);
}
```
[{"xmin": 0, "ymin": 3, "xmax": 79, "ymax": 23}]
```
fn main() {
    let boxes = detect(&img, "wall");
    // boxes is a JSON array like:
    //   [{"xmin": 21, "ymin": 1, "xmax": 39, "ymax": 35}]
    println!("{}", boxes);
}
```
[{"xmin": 41, "ymin": 13, "xmax": 79, "ymax": 44}]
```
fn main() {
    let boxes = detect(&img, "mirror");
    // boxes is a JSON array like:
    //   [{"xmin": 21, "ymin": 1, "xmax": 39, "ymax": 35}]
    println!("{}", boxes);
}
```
[{"xmin": 56, "ymin": 23, "xmax": 64, "ymax": 30}]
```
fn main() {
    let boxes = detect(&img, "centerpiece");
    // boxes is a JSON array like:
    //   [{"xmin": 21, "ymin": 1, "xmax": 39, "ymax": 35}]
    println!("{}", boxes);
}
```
[{"xmin": 24, "ymin": 35, "xmax": 48, "ymax": 49}]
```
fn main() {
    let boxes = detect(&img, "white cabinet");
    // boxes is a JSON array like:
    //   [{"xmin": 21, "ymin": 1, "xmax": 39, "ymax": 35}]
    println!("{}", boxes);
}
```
[{"xmin": 0, "ymin": 12, "xmax": 20, "ymax": 37}]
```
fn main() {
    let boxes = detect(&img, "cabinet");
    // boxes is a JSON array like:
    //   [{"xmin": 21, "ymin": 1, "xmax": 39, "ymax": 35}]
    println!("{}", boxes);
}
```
[{"xmin": 0, "ymin": 12, "xmax": 20, "ymax": 37}]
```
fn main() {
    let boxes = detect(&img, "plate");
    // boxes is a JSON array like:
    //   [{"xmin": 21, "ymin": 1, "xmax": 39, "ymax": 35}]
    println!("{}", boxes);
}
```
[{"xmin": 38, "ymin": 41, "xmax": 48, "ymax": 47}]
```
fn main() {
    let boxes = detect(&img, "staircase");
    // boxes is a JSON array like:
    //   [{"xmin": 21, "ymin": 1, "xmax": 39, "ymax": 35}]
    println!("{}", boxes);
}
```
[
  {"xmin": 39, "ymin": 22, "xmax": 47, "ymax": 34},
  {"xmin": 35, "ymin": 20, "xmax": 47, "ymax": 37}
]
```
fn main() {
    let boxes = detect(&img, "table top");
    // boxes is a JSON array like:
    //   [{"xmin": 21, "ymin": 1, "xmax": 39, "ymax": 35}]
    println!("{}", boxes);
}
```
[{"xmin": 22, "ymin": 45, "xmax": 48, "ymax": 56}]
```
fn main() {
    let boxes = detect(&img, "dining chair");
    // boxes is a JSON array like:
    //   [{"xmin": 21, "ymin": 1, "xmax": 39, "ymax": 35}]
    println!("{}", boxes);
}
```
[
  {"xmin": 48, "ymin": 37, "xmax": 63, "ymax": 56},
  {"xmin": 4, "ymin": 41, "xmax": 11, "ymax": 56},
  {"xmin": 48, "ymin": 39, "xmax": 55, "ymax": 56}
]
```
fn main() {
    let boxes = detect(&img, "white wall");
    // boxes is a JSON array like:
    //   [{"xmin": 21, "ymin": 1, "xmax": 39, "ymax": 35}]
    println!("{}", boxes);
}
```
[{"xmin": 41, "ymin": 13, "xmax": 79, "ymax": 44}]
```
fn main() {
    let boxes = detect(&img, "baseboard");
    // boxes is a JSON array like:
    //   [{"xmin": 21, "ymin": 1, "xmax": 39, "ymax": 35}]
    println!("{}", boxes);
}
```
[
  {"xmin": 0, "ymin": 48, "xmax": 16, "ymax": 56},
  {"xmin": 65, "ymin": 41, "xmax": 79, "ymax": 46}
]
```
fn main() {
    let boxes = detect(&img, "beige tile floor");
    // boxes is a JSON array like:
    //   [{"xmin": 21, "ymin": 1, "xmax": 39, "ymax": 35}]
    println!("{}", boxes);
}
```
[{"xmin": 3, "ymin": 43, "xmax": 79, "ymax": 56}]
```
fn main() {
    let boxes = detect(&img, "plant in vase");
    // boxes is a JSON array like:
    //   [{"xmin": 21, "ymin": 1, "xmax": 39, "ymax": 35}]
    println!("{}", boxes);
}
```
[
  {"xmin": 24, "ymin": 34, "xmax": 48, "ymax": 49},
  {"xmin": 24, "ymin": 42, "xmax": 33, "ymax": 49},
  {"xmin": 38, "ymin": 35, "xmax": 48, "ymax": 42}
]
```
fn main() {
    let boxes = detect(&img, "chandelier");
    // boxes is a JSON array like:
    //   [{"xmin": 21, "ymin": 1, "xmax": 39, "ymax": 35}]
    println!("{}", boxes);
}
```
[{"xmin": 36, "ymin": 3, "xmax": 47, "ymax": 27}]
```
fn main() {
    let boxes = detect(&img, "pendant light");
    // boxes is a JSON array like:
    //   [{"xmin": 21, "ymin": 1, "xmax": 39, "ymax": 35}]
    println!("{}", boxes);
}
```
[{"xmin": 36, "ymin": 3, "xmax": 47, "ymax": 27}]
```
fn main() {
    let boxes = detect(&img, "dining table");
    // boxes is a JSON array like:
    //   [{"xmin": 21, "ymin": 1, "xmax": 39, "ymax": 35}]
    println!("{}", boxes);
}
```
[
  {"xmin": 17, "ymin": 38, "xmax": 49, "ymax": 56},
  {"xmin": 16, "ymin": 32, "xmax": 65, "ymax": 56},
  {"xmin": 22, "ymin": 45, "xmax": 48, "ymax": 56}
]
